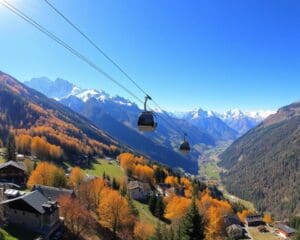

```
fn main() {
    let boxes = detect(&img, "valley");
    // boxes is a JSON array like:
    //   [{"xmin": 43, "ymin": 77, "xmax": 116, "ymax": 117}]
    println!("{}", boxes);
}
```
[{"xmin": 0, "ymin": 71, "xmax": 297, "ymax": 240}]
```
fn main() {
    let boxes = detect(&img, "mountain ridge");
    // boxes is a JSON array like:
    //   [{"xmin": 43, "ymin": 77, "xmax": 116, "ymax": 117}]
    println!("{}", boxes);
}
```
[
  {"xmin": 25, "ymin": 77, "xmax": 273, "ymax": 139},
  {"xmin": 219, "ymin": 101, "xmax": 300, "ymax": 218}
]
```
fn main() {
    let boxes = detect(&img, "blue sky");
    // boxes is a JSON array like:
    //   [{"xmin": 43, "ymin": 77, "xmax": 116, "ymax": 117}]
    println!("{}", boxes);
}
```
[{"xmin": 0, "ymin": 0, "xmax": 299, "ymax": 112}]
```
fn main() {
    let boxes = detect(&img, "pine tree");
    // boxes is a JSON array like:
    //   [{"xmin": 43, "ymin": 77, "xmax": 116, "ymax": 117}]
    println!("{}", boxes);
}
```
[
  {"xmin": 180, "ymin": 198, "xmax": 205, "ymax": 240},
  {"xmin": 154, "ymin": 195, "xmax": 165, "ymax": 219},
  {"xmin": 111, "ymin": 177, "xmax": 119, "ymax": 190},
  {"xmin": 149, "ymin": 193, "xmax": 157, "ymax": 214},
  {"xmin": 5, "ymin": 133, "xmax": 16, "ymax": 162}
]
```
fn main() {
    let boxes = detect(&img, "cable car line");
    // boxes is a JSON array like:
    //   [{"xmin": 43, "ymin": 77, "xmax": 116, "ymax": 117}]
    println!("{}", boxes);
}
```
[
  {"xmin": 43, "ymin": 0, "xmax": 151, "ymax": 99},
  {"xmin": 1, "ymin": 0, "xmax": 191, "ymax": 154},
  {"xmin": 42, "ymin": 0, "xmax": 191, "ymax": 152},
  {"xmin": 0, "ymin": 0, "xmax": 144, "ymax": 106},
  {"xmin": 42, "ymin": 1, "xmax": 188, "ymax": 133}
]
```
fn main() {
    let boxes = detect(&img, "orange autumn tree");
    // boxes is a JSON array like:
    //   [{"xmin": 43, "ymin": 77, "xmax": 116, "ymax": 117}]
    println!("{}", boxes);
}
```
[
  {"xmin": 78, "ymin": 177, "xmax": 108, "ymax": 211},
  {"xmin": 237, "ymin": 209, "xmax": 255, "ymax": 223},
  {"xmin": 31, "ymin": 136, "xmax": 63, "ymax": 160},
  {"xmin": 135, "ymin": 164, "xmax": 154, "ymax": 184},
  {"xmin": 134, "ymin": 221, "xmax": 155, "ymax": 240},
  {"xmin": 15, "ymin": 134, "xmax": 32, "ymax": 154},
  {"xmin": 27, "ymin": 162, "xmax": 67, "ymax": 188},
  {"xmin": 198, "ymin": 191, "xmax": 233, "ymax": 240},
  {"xmin": 59, "ymin": 195, "xmax": 95, "ymax": 238},
  {"xmin": 119, "ymin": 153, "xmax": 136, "ymax": 174},
  {"xmin": 181, "ymin": 177, "xmax": 193, "ymax": 198},
  {"xmin": 118, "ymin": 153, "xmax": 147, "ymax": 175},
  {"xmin": 69, "ymin": 167, "xmax": 86, "ymax": 188},
  {"xmin": 98, "ymin": 188, "xmax": 134, "ymax": 235},
  {"xmin": 164, "ymin": 194, "xmax": 192, "ymax": 222},
  {"xmin": 165, "ymin": 176, "xmax": 179, "ymax": 188},
  {"xmin": 263, "ymin": 213, "xmax": 272, "ymax": 224}
]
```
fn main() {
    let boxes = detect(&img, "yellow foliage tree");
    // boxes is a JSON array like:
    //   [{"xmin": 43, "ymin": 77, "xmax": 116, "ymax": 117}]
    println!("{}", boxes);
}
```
[
  {"xmin": 181, "ymin": 177, "xmax": 193, "ymax": 198},
  {"xmin": 78, "ymin": 177, "xmax": 107, "ymax": 211},
  {"xmin": 237, "ymin": 209, "xmax": 255, "ymax": 223},
  {"xmin": 135, "ymin": 164, "xmax": 154, "ymax": 184},
  {"xmin": 198, "ymin": 192, "xmax": 233, "ymax": 240},
  {"xmin": 27, "ymin": 162, "xmax": 67, "ymax": 188},
  {"xmin": 165, "ymin": 176, "xmax": 179, "ymax": 188},
  {"xmin": 98, "ymin": 188, "xmax": 134, "ymax": 235},
  {"xmin": 164, "ymin": 194, "xmax": 192, "ymax": 222},
  {"xmin": 69, "ymin": 167, "xmax": 85, "ymax": 188},
  {"xmin": 134, "ymin": 221, "xmax": 155, "ymax": 240},
  {"xmin": 263, "ymin": 213, "xmax": 272, "ymax": 224}
]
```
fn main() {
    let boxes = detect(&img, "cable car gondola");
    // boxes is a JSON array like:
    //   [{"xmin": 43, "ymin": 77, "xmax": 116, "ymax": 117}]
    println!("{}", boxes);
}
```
[
  {"xmin": 179, "ymin": 133, "xmax": 190, "ymax": 154},
  {"xmin": 137, "ymin": 95, "xmax": 157, "ymax": 132}
]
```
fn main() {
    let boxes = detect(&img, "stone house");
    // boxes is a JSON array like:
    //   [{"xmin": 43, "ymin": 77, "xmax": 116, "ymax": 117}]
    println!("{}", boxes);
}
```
[
  {"xmin": 1, "ymin": 190, "xmax": 61, "ymax": 238},
  {"xmin": 127, "ymin": 181, "xmax": 151, "ymax": 200}
]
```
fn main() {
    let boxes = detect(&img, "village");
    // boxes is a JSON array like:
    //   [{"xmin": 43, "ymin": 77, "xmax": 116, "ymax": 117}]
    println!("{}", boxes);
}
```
[{"xmin": 0, "ymin": 148, "xmax": 297, "ymax": 240}]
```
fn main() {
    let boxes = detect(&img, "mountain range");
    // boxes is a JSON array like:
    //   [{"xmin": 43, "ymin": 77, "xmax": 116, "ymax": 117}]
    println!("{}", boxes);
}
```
[
  {"xmin": 26, "ymin": 78, "xmax": 215, "ymax": 173},
  {"xmin": 24, "ymin": 77, "xmax": 273, "ymax": 173},
  {"xmin": 219, "ymin": 102, "xmax": 300, "ymax": 218}
]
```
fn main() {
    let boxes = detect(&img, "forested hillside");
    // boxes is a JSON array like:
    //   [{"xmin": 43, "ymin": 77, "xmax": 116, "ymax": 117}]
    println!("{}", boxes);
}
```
[
  {"xmin": 219, "ymin": 102, "xmax": 300, "ymax": 218},
  {"xmin": 0, "ymin": 71, "xmax": 120, "ymax": 162}
]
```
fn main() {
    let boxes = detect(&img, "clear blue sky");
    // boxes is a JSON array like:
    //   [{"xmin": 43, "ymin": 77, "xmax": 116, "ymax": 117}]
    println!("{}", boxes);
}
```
[{"xmin": 0, "ymin": 0, "xmax": 299, "ymax": 112}]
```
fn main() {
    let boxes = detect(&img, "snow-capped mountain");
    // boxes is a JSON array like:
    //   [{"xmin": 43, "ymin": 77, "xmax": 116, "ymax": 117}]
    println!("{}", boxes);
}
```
[
  {"xmin": 172, "ymin": 108, "xmax": 274, "ymax": 136},
  {"xmin": 178, "ymin": 109, "xmax": 239, "ymax": 141},
  {"xmin": 24, "ymin": 77, "xmax": 81, "ymax": 100},
  {"xmin": 24, "ymin": 77, "xmax": 216, "ymax": 173},
  {"xmin": 218, "ymin": 109, "xmax": 275, "ymax": 134},
  {"xmin": 24, "ymin": 77, "xmax": 273, "ymax": 147}
]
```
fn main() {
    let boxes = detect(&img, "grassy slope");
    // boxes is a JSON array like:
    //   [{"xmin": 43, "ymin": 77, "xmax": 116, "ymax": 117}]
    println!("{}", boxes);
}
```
[
  {"xmin": 133, "ymin": 200, "xmax": 161, "ymax": 225},
  {"xmin": 84, "ymin": 159, "xmax": 125, "ymax": 179},
  {"xmin": 0, "ymin": 225, "xmax": 38, "ymax": 240}
]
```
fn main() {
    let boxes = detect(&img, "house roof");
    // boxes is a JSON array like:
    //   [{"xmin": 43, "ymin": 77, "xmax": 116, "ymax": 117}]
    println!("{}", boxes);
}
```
[
  {"xmin": 246, "ymin": 214, "xmax": 263, "ymax": 223},
  {"xmin": 1, "ymin": 190, "xmax": 51, "ymax": 214},
  {"xmin": 275, "ymin": 224, "xmax": 296, "ymax": 234},
  {"xmin": 226, "ymin": 224, "xmax": 243, "ymax": 231},
  {"xmin": 224, "ymin": 215, "xmax": 242, "ymax": 228},
  {"xmin": 128, "ymin": 181, "xmax": 151, "ymax": 191},
  {"xmin": 32, "ymin": 185, "xmax": 74, "ymax": 201},
  {"xmin": 0, "ymin": 161, "xmax": 25, "ymax": 172}
]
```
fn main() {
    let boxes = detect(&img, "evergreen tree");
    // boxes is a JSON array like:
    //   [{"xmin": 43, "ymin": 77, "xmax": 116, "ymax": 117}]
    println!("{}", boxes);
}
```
[
  {"xmin": 154, "ymin": 195, "xmax": 165, "ymax": 219},
  {"xmin": 180, "ymin": 198, "xmax": 205, "ymax": 240},
  {"xmin": 154, "ymin": 167, "xmax": 167, "ymax": 183},
  {"xmin": 149, "ymin": 193, "xmax": 157, "ymax": 214},
  {"xmin": 111, "ymin": 177, "xmax": 119, "ymax": 190},
  {"xmin": 5, "ymin": 133, "xmax": 16, "ymax": 162}
]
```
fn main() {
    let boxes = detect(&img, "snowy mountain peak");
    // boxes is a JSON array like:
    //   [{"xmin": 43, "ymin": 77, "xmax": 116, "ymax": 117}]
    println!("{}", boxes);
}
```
[
  {"xmin": 75, "ymin": 89, "xmax": 107, "ymax": 102},
  {"xmin": 246, "ymin": 110, "xmax": 275, "ymax": 120},
  {"xmin": 222, "ymin": 109, "xmax": 245, "ymax": 120}
]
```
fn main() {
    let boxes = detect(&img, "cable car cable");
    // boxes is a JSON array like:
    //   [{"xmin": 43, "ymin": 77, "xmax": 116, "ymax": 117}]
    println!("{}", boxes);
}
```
[
  {"xmin": 43, "ymin": 0, "xmax": 150, "ymax": 98},
  {"xmin": 2, "ymin": 0, "xmax": 192, "ymax": 153},
  {"xmin": 43, "ymin": 0, "xmax": 191, "ymax": 141},
  {"xmin": 0, "ymin": 0, "xmax": 145, "ymax": 107}
]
